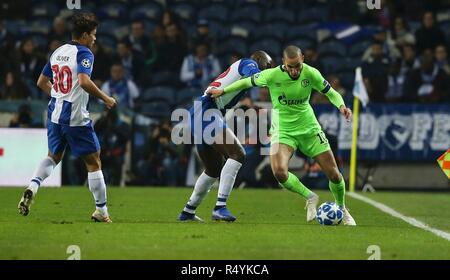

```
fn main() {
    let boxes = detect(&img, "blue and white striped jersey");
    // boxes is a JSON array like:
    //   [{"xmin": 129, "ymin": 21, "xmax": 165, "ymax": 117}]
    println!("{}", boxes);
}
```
[{"xmin": 42, "ymin": 41, "xmax": 94, "ymax": 127}]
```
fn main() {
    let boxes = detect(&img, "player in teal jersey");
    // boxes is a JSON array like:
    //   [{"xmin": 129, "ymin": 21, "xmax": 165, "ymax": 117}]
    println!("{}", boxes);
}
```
[{"xmin": 208, "ymin": 46, "xmax": 356, "ymax": 225}]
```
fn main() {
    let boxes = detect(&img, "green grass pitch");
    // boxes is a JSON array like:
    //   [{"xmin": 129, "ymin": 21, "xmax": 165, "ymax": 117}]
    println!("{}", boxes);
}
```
[{"xmin": 0, "ymin": 187, "xmax": 449, "ymax": 260}]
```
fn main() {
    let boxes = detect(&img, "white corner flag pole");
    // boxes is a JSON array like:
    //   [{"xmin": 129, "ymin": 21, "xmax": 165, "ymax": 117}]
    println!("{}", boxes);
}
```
[{"xmin": 349, "ymin": 67, "xmax": 369, "ymax": 192}]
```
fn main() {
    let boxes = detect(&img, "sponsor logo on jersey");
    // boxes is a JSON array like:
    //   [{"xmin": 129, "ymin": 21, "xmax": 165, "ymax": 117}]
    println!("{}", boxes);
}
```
[
  {"xmin": 278, "ymin": 93, "xmax": 305, "ymax": 106},
  {"xmin": 81, "ymin": 58, "xmax": 91, "ymax": 68},
  {"xmin": 301, "ymin": 79, "xmax": 310, "ymax": 87}
]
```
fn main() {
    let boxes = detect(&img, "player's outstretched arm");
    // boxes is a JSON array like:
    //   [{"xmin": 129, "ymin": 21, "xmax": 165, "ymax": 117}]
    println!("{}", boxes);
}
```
[
  {"xmin": 36, "ymin": 74, "xmax": 52, "ymax": 96},
  {"xmin": 324, "ymin": 88, "xmax": 352, "ymax": 122},
  {"xmin": 207, "ymin": 77, "xmax": 254, "ymax": 98},
  {"xmin": 78, "ymin": 73, "xmax": 116, "ymax": 109}
]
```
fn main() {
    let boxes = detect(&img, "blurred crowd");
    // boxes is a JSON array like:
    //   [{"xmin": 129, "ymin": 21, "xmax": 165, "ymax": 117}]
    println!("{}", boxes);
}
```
[{"xmin": 1, "ymin": 0, "xmax": 449, "ymax": 186}]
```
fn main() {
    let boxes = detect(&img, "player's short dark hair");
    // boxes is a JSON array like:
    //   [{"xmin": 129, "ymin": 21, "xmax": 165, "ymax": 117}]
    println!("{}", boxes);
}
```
[
  {"xmin": 283, "ymin": 45, "xmax": 302, "ymax": 59},
  {"xmin": 71, "ymin": 13, "xmax": 98, "ymax": 39}
]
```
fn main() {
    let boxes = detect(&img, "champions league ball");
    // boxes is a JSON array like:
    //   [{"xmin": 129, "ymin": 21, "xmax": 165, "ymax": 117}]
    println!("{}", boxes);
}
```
[{"xmin": 316, "ymin": 202, "xmax": 343, "ymax": 226}]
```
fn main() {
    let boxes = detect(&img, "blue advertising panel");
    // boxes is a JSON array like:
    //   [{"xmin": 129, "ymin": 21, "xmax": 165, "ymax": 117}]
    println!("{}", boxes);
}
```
[{"xmin": 314, "ymin": 104, "xmax": 450, "ymax": 161}]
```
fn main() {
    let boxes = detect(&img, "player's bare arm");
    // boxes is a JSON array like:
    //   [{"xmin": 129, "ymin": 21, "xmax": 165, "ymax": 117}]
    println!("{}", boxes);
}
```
[
  {"xmin": 78, "ymin": 73, "xmax": 116, "ymax": 109},
  {"xmin": 36, "ymin": 74, "xmax": 52, "ymax": 96},
  {"xmin": 339, "ymin": 105, "xmax": 352, "ymax": 122}
]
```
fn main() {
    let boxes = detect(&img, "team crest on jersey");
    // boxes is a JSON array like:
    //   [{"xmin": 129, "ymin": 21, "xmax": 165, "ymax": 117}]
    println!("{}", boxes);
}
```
[
  {"xmin": 254, "ymin": 73, "xmax": 260, "ymax": 79},
  {"xmin": 301, "ymin": 79, "xmax": 310, "ymax": 87},
  {"xmin": 275, "ymin": 82, "xmax": 281, "ymax": 87},
  {"xmin": 81, "ymin": 58, "xmax": 91, "ymax": 68}
]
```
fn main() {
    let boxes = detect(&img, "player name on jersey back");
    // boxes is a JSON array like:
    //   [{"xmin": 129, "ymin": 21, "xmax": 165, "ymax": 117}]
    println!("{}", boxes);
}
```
[{"xmin": 43, "ymin": 42, "xmax": 94, "ymax": 127}]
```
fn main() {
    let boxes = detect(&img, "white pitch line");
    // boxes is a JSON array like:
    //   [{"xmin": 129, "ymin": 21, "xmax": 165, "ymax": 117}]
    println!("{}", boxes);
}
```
[{"xmin": 348, "ymin": 192, "xmax": 450, "ymax": 242}]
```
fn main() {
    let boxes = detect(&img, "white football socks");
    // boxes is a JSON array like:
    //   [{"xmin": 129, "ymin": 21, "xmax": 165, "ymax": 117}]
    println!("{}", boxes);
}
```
[
  {"xmin": 27, "ymin": 157, "xmax": 57, "ymax": 194},
  {"xmin": 88, "ymin": 170, "xmax": 108, "ymax": 215},
  {"xmin": 184, "ymin": 172, "xmax": 217, "ymax": 214},
  {"xmin": 216, "ymin": 159, "xmax": 242, "ymax": 207}
]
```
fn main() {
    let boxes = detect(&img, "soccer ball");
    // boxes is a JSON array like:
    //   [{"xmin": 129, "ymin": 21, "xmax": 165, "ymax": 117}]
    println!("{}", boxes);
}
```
[{"xmin": 316, "ymin": 202, "xmax": 343, "ymax": 225}]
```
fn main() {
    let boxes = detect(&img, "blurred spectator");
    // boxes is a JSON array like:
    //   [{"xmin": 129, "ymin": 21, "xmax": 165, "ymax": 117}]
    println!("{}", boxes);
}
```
[
  {"xmin": 136, "ymin": 122, "xmax": 183, "ymax": 186},
  {"xmin": 0, "ymin": 20, "xmax": 16, "ymax": 81},
  {"xmin": 387, "ymin": 17, "xmax": 415, "ymax": 49},
  {"xmin": 0, "ymin": 71, "xmax": 29, "ymax": 100},
  {"xmin": 415, "ymin": 11, "xmax": 447, "ymax": 54},
  {"xmin": 189, "ymin": 19, "xmax": 217, "ymax": 54},
  {"xmin": 116, "ymin": 38, "xmax": 146, "ymax": 87},
  {"xmin": 48, "ymin": 16, "xmax": 69, "ymax": 46},
  {"xmin": 91, "ymin": 42, "xmax": 113, "ymax": 87},
  {"xmin": 101, "ymin": 63, "xmax": 140, "ymax": 109},
  {"xmin": 400, "ymin": 44, "xmax": 420, "ymax": 76},
  {"xmin": 311, "ymin": 74, "xmax": 346, "ymax": 104},
  {"xmin": 94, "ymin": 108, "xmax": 130, "ymax": 185},
  {"xmin": 14, "ymin": 37, "xmax": 46, "ymax": 99},
  {"xmin": 386, "ymin": 59, "xmax": 407, "ymax": 102},
  {"xmin": 435, "ymin": 45, "xmax": 450, "ymax": 75},
  {"xmin": 153, "ymin": 23, "xmax": 187, "ymax": 72},
  {"xmin": 180, "ymin": 43, "xmax": 221, "ymax": 89},
  {"xmin": 229, "ymin": 51, "xmax": 243, "ymax": 65},
  {"xmin": 404, "ymin": 50, "xmax": 450, "ymax": 103},
  {"xmin": 362, "ymin": 40, "xmax": 390, "ymax": 102},
  {"xmin": 189, "ymin": 19, "xmax": 217, "ymax": 53},
  {"xmin": 362, "ymin": 29, "xmax": 401, "ymax": 62},
  {"xmin": 304, "ymin": 47, "xmax": 324, "ymax": 72},
  {"xmin": 128, "ymin": 19, "xmax": 156, "ymax": 63},
  {"xmin": 9, "ymin": 104, "xmax": 34, "ymax": 127},
  {"xmin": 47, "ymin": 39, "xmax": 63, "ymax": 58}
]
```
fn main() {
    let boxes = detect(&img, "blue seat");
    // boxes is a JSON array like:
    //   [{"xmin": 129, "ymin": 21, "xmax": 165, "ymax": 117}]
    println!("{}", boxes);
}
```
[
  {"xmin": 228, "ymin": 20, "xmax": 258, "ymax": 38},
  {"xmin": 286, "ymin": 27, "xmax": 318, "ymax": 42},
  {"xmin": 217, "ymin": 36, "xmax": 248, "ymax": 56},
  {"xmin": 197, "ymin": 4, "xmax": 229, "ymax": 22},
  {"xmin": 340, "ymin": 57, "xmax": 361, "ymax": 72},
  {"xmin": 320, "ymin": 56, "xmax": 345, "ymax": 74},
  {"xmin": 141, "ymin": 19, "xmax": 158, "ymax": 34},
  {"xmin": 98, "ymin": 3, "xmax": 129, "ymax": 22},
  {"xmin": 230, "ymin": 5, "xmax": 263, "ymax": 23},
  {"xmin": 318, "ymin": 40, "xmax": 347, "ymax": 57},
  {"xmin": 207, "ymin": 20, "xmax": 230, "ymax": 40},
  {"xmin": 251, "ymin": 22, "xmax": 289, "ymax": 41},
  {"xmin": 139, "ymin": 101, "xmax": 172, "ymax": 118},
  {"xmin": 337, "ymin": 71, "xmax": 355, "ymax": 91},
  {"xmin": 298, "ymin": 8, "xmax": 328, "ymax": 23},
  {"xmin": 98, "ymin": 19, "xmax": 122, "ymax": 38},
  {"xmin": 176, "ymin": 87, "xmax": 201, "ymax": 105},
  {"xmin": 27, "ymin": 18, "xmax": 52, "ymax": 34},
  {"xmin": 151, "ymin": 71, "xmax": 179, "ymax": 87},
  {"xmin": 348, "ymin": 40, "xmax": 371, "ymax": 58},
  {"xmin": 129, "ymin": 2, "xmax": 163, "ymax": 21},
  {"xmin": 249, "ymin": 38, "xmax": 282, "ymax": 58},
  {"xmin": 171, "ymin": 2, "xmax": 197, "ymax": 22},
  {"xmin": 96, "ymin": 33, "xmax": 117, "ymax": 50},
  {"xmin": 286, "ymin": 38, "xmax": 316, "ymax": 51},
  {"xmin": 31, "ymin": 2, "xmax": 59, "ymax": 17},
  {"xmin": 28, "ymin": 33, "xmax": 48, "ymax": 51},
  {"xmin": 142, "ymin": 86, "xmax": 176, "ymax": 104},
  {"xmin": 264, "ymin": 8, "xmax": 295, "ymax": 23}
]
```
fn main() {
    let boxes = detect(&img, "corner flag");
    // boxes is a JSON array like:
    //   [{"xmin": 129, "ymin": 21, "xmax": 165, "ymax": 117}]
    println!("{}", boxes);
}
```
[
  {"xmin": 349, "ymin": 67, "xmax": 369, "ymax": 192},
  {"xmin": 352, "ymin": 67, "xmax": 369, "ymax": 107}
]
